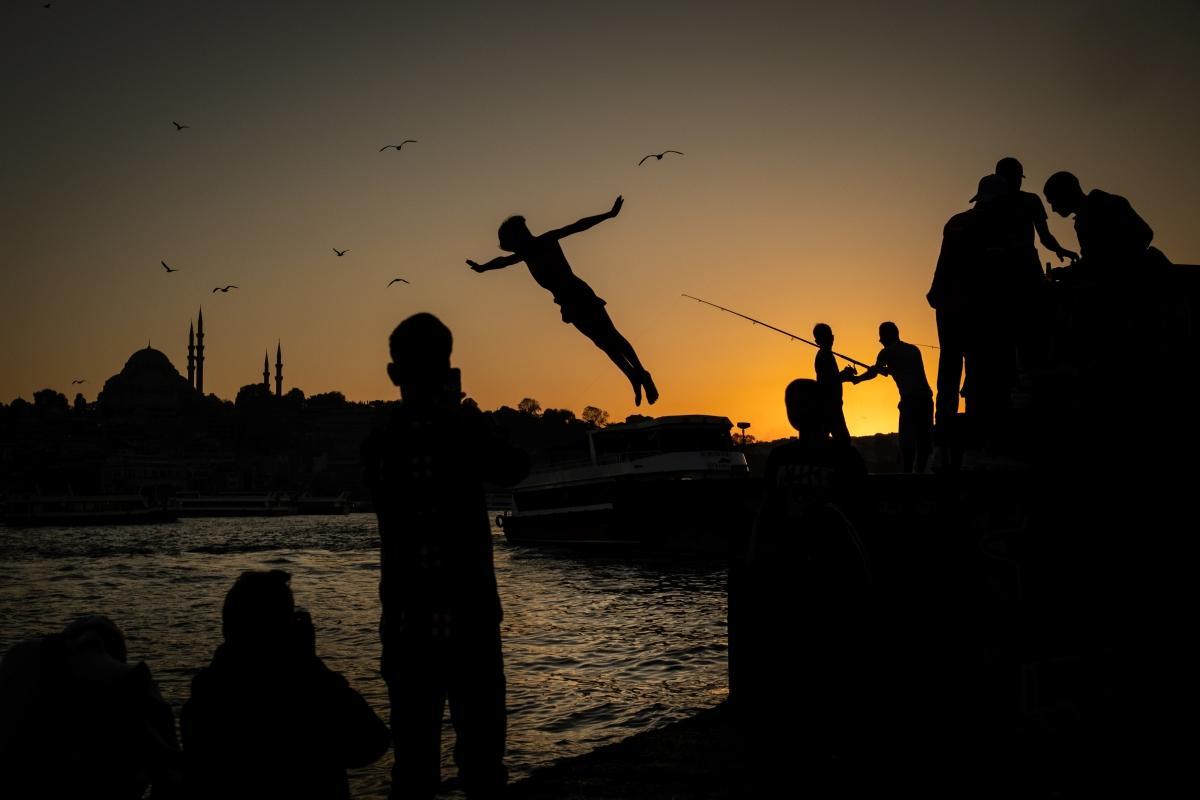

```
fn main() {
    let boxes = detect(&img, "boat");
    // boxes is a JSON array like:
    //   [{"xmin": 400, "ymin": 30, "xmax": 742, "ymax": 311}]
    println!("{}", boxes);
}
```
[
  {"xmin": 499, "ymin": 415, "xmax": 752, "ymax": 551},
  {"xmin": 0, "ymin": 494, "xmax": 177, "ymax": 527},
  {"xmin": 295, "ymin": 492, "xmax": 351, "ymax": 515},
  {"xmin": 167, "ymin": 491, "xmax": 298, "ymax": 517}
]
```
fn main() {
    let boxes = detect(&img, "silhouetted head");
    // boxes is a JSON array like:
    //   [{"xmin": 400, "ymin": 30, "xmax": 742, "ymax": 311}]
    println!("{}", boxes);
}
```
[
  {"xmin": 995, "ymin": 157, "xmax": 1024, "ymax": 190},
  {"xmin": 63, "ymin": 614, "xmax": 127, "ymax": 663},
  {"xmin": 878, "ymin": 321, "xmax": 899, "ymax": 346},
  {"xmin": 784, "ymin": 379, "xmax": 824, "ymax": 438},
  {"xmin": 1043, "ymin": 171, "xmax": 1085, "ymax": 217},
  {"xmin": 222, "ymin": 569, "xmax": 296, "ymax": 650},
  {"xmin": 813, "ymin": 323, "xmax": 833, "ymax": 348},
  {"xmin": 387, "ymin": 313, "xmax": 453, "ymax": 403},
  {"xmin": 970, "ymin": 174, "xmax": 1008, "ymax": 205},
  {"xmin": 498, "ymin": 215, "xmax": 534, "ymax": 252}
]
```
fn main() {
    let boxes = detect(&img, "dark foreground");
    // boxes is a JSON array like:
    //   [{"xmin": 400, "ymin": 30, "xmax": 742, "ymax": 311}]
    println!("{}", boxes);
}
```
[{"xmin": 509, "ymin": 705, "xmax": 738, "ymax": 800}]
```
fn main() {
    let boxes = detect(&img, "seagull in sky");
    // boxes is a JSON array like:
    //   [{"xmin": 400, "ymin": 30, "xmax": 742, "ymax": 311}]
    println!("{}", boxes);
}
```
[
  {"xmin": 71, "ymin": 379, "xmax": 86, "ymax": 384},
  {"xmin": 172, "ymin": 121, "xmax": 190, "ymax": 131},
  {"xmin": 387, "ymin": 278, "xmax": 410, "ymax": 286},
  {"xmin": 380, "ymin": 140, "xmax": 417, "ymax": 151},
  {"xmin": 161, "ymin": 260, "xmax": 179, "ymax": 273},
  {"xmin": 333, "ymin": 248, "xmax": 348, "ymax": 257},
  {"xmin": 212, "ymin": 285, "xmax": 238, "ymax": 293},
  {"xmin": 638, "ymin": 150, "xmax": 684, "ymax": 166}
]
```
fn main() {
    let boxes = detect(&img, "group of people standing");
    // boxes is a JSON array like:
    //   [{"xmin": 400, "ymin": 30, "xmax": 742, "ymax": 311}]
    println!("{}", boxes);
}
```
[{"xmin": 811, "ymin": 156, "xmax": 1164, "ymax": 471}]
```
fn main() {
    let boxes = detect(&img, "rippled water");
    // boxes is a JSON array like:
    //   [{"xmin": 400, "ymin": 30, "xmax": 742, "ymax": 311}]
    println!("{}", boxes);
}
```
[{"xmin": 0, "ymin": 514, "xmax": 728, "ymax": 798}]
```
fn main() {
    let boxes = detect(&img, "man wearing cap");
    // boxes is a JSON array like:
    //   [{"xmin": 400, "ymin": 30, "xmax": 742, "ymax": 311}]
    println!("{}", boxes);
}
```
[
  {"xmin": 927, "ymin": 174, "xmax": 1023, "ymax": 455},
  {"xmin": 995, "ymin": 157, "xmax": 1079, "ymax": 268}
]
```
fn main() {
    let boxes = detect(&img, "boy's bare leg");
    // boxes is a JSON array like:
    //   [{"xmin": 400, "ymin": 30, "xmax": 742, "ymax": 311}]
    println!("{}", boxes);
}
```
[
  {"xmin": 590, "ymin": 322, "xmax": 657, "ymax": 406},
  {"xmin": 610, "ymin": 331, "xmax": 657, "ymax": 405},
  {"xmin": 573, "ymin": 316, "xmax": 646, "ymax": 405}
]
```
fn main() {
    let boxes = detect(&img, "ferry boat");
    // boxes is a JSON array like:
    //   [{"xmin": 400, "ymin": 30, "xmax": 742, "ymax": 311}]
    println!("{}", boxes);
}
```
[
  {"xmin": 295, "ymin": 492, "xmax": 351, "ymax": 515},
  {"xmin": 167, "ymin": 492, "xmax": 298, "ymax": 517},
  {"xmin": 0, "ymin": 494, "xmax": 177, "ymax": 527},
  {"xmin": 499, "ymin": 415, "xmax": 752, "ymax": 551}
]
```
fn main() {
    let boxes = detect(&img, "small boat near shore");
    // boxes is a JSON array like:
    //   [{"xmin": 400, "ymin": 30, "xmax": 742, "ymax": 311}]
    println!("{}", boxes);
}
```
[
  {"xmin": 0, "ymin": 494, "xmax": 177, "ymax": 527},
  {"xmin": 500, "ymin": 415, "xmax": 752, "ymax": 552},
  {"xmin": 168, "ymin": 491, "xmax": 298, "ymax": 518}
]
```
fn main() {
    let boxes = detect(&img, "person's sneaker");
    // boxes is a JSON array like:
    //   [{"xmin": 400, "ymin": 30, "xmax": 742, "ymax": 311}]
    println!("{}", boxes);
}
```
[{"xmin": 633, "ymin": 379, "xmax": 642, "ymax": 407}]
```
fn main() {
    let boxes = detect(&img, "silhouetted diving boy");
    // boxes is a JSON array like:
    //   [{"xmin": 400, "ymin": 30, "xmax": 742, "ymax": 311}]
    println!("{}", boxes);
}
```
[{"xmin": 467, "ymin": 195, "xmax": 659, "ymax": 406}]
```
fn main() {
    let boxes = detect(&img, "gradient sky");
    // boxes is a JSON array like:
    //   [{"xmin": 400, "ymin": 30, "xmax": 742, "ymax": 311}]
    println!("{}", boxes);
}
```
[{"xmin": 3, "ymin": 0, "xmax": 1198, "ymax": 440}]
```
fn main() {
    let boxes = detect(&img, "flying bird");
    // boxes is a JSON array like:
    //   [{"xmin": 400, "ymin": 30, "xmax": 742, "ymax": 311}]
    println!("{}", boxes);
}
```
[
  {"xmin": 71, "ymin": 379, "xmax": 86, "ymax": 384},
  {"xmin": 380, "ymin": 140, "xmax": 417, "ymax": 151},
  {"xmin": 160, "ymin": 261, "xmax": 179, "ymax": 273},
  {"xmin": 387, "ymin": 278, "xmax": 410, "ymax": 286},
  {"xmin": 333, "ymin": 248, "xmax": 348, "ymax": 257},
  {"xmin": 212, "ymin": 285, "xmax": 238, "ymax": 293},
  {"xmin": 172, "ymin": 121, "xmax": 190, "ymax": 131},
  {"xmin": 638, "ymin": 150, "xmax": 684, "ymax": 166}
]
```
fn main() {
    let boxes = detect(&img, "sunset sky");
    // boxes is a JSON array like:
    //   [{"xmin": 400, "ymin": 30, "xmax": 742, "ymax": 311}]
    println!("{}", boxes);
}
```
[{"xmin": 2, "ymin": 0, "xmax": 1198, "ymax": 440}]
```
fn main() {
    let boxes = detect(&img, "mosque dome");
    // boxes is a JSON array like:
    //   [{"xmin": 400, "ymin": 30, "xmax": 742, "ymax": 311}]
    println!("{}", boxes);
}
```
[
  {"xmin": 123, "ymin": 347, "xmax": 177, "ymax": 374},
  {"xmin": 99, "ymin": 346, "xmax": 195, "ymax": 413}
]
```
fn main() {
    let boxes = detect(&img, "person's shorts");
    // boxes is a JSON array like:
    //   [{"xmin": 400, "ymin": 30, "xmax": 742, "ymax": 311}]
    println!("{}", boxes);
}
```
[{"xmin": 556, "ymin": 291, "xmax": 608, "ymax": 325}]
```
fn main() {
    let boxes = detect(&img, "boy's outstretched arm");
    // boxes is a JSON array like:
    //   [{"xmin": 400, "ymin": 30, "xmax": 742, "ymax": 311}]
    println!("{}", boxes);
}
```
[
  {"xmin": 467, "ymin": 253, "xmax": 522, "ymax": 272},
  {"xmin": 546, "ymin": 195, "xmax": 623, "ymax": 240}
]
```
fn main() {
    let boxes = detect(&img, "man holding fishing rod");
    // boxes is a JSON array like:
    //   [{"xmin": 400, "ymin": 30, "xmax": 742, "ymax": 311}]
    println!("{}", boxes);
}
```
[{"xmin": 812, "ymin": 323, "xmax": 860, "ymax": 443}]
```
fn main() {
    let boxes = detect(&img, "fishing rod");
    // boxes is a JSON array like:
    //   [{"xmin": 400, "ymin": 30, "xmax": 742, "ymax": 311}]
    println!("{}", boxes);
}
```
[{"xmin": 681, "ymin": 293, "xmax": 874, "ymax": 369}]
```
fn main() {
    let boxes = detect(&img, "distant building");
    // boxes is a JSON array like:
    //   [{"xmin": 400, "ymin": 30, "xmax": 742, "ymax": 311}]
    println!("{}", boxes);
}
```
[{"xmin": 97, "ymin": 346, "xmax": 196, "ymax": 414}]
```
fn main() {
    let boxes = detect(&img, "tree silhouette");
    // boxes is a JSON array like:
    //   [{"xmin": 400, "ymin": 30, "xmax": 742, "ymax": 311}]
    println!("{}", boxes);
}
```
[
  {"xmin": 518, "ymin": 397, "xmax": 542, "ymax": 416},
  {"xmin": 33, "ymin": 388, "xmax": 69, "ymax": 413},
  {"xmin": 582, "ymin": 406, "xmax": 609, "ymax": 428}
]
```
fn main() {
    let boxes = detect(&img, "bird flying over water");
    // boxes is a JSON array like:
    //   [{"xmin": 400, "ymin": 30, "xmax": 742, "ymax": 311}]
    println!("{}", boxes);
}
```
[
  {"xmin": 172, "ymin": 121, "xmax": 190, "ymax": 131},
  {"xmin": 333, "ymin": 248, "xmax": 348, "ymax": 257},
  {"xmin": 638, "ymin": 150, "xmax": 684, "ymax": 166},
  {"xmin": 212, "ymin": 285, "xmax": 238, "ymax": 293},
  {"xmin": 380, "ymin": 141, "xmax": 417, "ymax": 151},
  {"xmin": 161, "ymin": 261, "xmax": 179, "ymax": 273},
  {"xmin": 387, "ymin": 278, "xmax": 410, "ymax": 286},
  {"xmin": 71, "ymin": 379, "xmax": 86, "ymax": 384}
]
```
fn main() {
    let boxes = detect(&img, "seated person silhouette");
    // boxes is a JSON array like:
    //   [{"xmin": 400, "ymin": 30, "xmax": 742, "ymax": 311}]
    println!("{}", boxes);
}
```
[
  {"xmin": 362, "ymin": 313, "xmax": 530, "ymax": 799},
  {"xmin": 736, "ymin": 379, "xmax": 871, "ymax": 782},
  {"xmin": 182, "ymin": 570, "xmax": 389, "ymax": 800},
  {"xmin": 466, "ymin": 195, "xmax": 658, "ymax": 406},
  {"xmin": 0, "ymin": 614, "xmax": 181, "ymax": 799},
  {"xmin": 812, "ymin": 323, "xmax": 857, "ymax": 442},
  {"xmin": 851, "ymin": 322, "xmax": 934, "ymax": 473}
]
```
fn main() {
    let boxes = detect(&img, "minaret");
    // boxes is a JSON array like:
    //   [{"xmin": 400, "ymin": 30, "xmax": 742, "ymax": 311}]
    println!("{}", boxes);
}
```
[
  {"xmin": 263, "ymin": 351, "xmax": 270, "ymax": 390},
  {"xmin": 196, "ymin": 307, "xmax": 205, "ymax": 395},
  {"xmin": 275, "ymin": 341, "xmax": 283, "ymax": 398},
  {"xmin": 187, "ymin": 322, "xmax": 195, "ymax": 389}
]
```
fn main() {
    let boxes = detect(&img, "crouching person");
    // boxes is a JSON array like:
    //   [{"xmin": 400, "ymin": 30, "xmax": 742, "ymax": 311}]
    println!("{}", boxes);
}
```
[
  {"xmin": 0, "ymin": 614, "xmax": 182, "ymax": 799},
  {"xmin": 182, "ymin": 570, "xmax": 389, "ymax": 800}
]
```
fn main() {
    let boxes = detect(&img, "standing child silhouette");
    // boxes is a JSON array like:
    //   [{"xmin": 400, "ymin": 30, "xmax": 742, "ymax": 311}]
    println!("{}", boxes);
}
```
[{"xmin": 466, "ymin": 195, "xmax": 659, "ymax": 406}]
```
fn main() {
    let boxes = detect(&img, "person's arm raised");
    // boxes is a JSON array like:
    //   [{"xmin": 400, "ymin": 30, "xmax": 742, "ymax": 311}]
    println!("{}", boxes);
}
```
[
  {"xmin": 466, "ymin": 253, "xmax": 523, "ymax": 272},
  {"xmin": 546, "ymin": 195, "xmax": 623, "ymax": 240}
]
